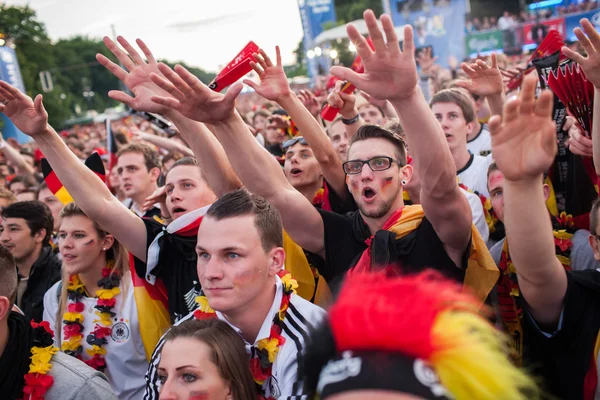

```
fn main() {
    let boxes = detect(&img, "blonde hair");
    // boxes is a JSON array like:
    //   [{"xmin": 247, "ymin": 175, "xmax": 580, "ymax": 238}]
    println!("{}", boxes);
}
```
[{"xmin": 54, "ymin": 203, "xmax": 130, "ymax": 344}]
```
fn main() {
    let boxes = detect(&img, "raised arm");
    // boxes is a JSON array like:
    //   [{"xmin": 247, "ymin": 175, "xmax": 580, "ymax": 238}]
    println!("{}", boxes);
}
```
[
  {"xmin": 562, "ymin": 18, "xmax": 600, "ymax": 176},
  {"xmin": 327, "ymin": 81, "xmax": 365, "ymax": 139},
  {"xmin": 149, "ymin": 64, "xmax": 325, "ymax": 256},
  {"xmin": 132, "ymin": 129, "xmax": 194, "ymax": 157},
  {"xmin": 243, "ymin": 47, "xmax": 347, "ymax": 198},
  {"xmin": 0, "ymin": 81, "xmax": 148, "ymax": 261},
  {"xmin": 0, "ymin": 133, "xmax": 35, "ymax": 176},
  {"xmin": 96, "ymin": 36, "xmax": 241, "ymax": 197},
  {"xmin": 454, "ymin": 53, "xmax": 506, "ymax": 117},
  {"xmin": 330, "ymin": 10, "xmax": 471, "ymax": 264},
  {"xmin": 489, "ymin": 74, "xmax": 566, "ymax": 325}
]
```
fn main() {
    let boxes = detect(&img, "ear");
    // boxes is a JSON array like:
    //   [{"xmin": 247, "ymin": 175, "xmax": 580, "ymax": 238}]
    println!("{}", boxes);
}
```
[
  {"xmin": 588, "ymin": 234, "xmax": 600, "ymax": 262},
  {"xmin": 542, "ymin": 184, "xmax": 550, "ymax": 201},
  {"xmin": 149, "ymin": 167, "xmax": 161, "ymax": 183},
  {"xmin": 465, "ymin": 121, "xmax": 475, "ymax": 136},
  {"xmin": 400, "ymin": 164, "xmax": 413, "ymax": 185},
  {"xmin": 0, "ymin": 296, "xmax": 10, "ymax": 322},
  {"xmin": 267, "ymin": 247, "xmax": 286, "ymax": 276},
  {"xmin": 102, "ymin": 234, "xmax": 115, "ymax": 252},
  {"xmin": 33, "ymin": 228, "xmax": 47, "ymax": 244}
]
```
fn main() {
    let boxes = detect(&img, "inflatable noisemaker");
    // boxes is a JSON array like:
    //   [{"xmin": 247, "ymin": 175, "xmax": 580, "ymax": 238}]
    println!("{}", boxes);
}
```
[
  {"xmin": 547, "ymin": 62, "xmax": 594, "ymax": 138},
  {"xmin": 507, "ymin": 30, "xmax": 565, "ymax": 91},
  {"xmin": 208, "ymin": 41, "xmax": 260, "ymax": 92},
  {"xmin": 42, "ymin": 152, "xmax": 106, "ymax": 205},
  {"xmin": 321, "ymin": 38, "xmax": 375, "ymax": 122}
]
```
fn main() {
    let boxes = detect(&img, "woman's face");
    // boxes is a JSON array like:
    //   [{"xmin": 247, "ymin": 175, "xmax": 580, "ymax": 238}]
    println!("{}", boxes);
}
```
[
  {"xmin": 58, "ymin": 215, "xmax": 111, "ymax": 276},
  {"xmin": 158, "ymin": 338, "xmax": 232, "ymax": 400}
]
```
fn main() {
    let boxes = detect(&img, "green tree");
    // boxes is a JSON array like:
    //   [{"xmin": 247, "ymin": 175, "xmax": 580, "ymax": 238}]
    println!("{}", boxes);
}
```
[{"xmin": 334, "ymin": 0, "xmax": 383, "ymax": 23}]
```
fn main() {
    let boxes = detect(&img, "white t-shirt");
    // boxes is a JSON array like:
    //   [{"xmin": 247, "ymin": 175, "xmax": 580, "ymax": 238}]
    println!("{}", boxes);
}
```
[
  {"xmin": 461, "ymin": 187, "xmax": 489, "ymax": 243},
  {"xmin": 43, "ymin": 275, "xmax": 148, "ymax": 400},
  {"xmin": 457, "ymin": 152, "xmax": 493, "ymax": 198},
  {"xmin": 144, "ymin": 275, "xmax": 326, "ymax": 400},
  {"xmin": 466, "ymin": 124, "xmax": 492, "ymax": 157}
]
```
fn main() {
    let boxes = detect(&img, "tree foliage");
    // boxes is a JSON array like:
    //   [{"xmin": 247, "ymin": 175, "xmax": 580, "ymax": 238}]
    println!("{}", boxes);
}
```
[{"xmin": 0, "ymin": 4, "xmax": 215, "ymax": 128}]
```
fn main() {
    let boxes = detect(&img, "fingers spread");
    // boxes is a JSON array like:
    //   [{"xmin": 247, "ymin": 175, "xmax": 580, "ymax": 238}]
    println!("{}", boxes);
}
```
[
  {"xmin": 503, "ymin": 97, "xmax": 521, "ymax": 123},
  {"xmin": 108, "ymin": 90, "xmax": 136, "ymax": 108},
  {"xmin": 581, "ymin": 18, "xmax": 600, "ymax": 50},
  {"xmin": 275, "ymin": 46, "xmax": 282, "ymax": 67},
  {"xmin": 401, "ymin": 25, "xmax": 415, "ymax": 57},
  {"xmin": 518, "ymin": 74, "xmax": 537, "ymax": 115},
  {"xmin": 330, "ymin": 66, "xmax": 363, "ymax": 89},
  {"xmin": 150, "ymin": 70, "xmax": 186, "ymax": 101},
  {"xmin": 364, "ymin": 10, "xmax": 386, "ymax": 54},
  {"xmin": 117, "ymin": 36, "xmax": 145, "ymax": 65},
  {"xmin": 104, "ymin": 36, "xmax": 136, "ymax": 71},
  {"xmin": 346, "ymin": 23, "xmax": 373, "ymax": 62},
  {"xmin": 136, "ymin": 38, "xmax": 156, "ymax": 64},
  {"xmin": 381, "ymin": 14, "xmax": 400, "ymax": 55},
  {"xmin": 150, "ymin": 95, "xmax": 181, "ymax": 110},
  {"xmin": 561, "ymin": 46, "xmax": 585, "ymax": 64},
  {"xmin": 96, "ymin": 53, "xmax": 128, "ymax": 81}
]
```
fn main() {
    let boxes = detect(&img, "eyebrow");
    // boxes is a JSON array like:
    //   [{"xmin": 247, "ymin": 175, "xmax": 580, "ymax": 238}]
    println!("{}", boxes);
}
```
[
  {"xmin": 176, "ymin": 365, "xmax": 196, "ymax": 371},
  {"xmin": 195, "ymin": 246, "xmax": 243, "ymax": 253}
]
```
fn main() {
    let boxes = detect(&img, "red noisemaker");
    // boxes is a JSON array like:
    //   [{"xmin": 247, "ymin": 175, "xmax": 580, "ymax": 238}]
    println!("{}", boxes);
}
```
[
  {"xmin": 321, "ymin": 38, "xmax": 375, "ymax": 121},
  {"xmin": 547, "ymin": 63, "xmax": 594, "ymax": 138},
  {"xmin": 507, "ymin": 30, "xmax": 565, "ymax": 91},
  {"xmin": 209, "ymin": 41, "xmax": 260, "ymax": 92}
]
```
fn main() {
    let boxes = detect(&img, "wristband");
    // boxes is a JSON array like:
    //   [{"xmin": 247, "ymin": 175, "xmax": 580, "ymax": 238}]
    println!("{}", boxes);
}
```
[{"xmin": 341, "ymin": 115, "xmax": 360, "ymax": 125}]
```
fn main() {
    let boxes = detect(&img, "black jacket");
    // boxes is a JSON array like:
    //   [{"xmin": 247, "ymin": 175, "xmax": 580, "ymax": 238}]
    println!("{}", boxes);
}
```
[{"xmin": 18, "ymin": 246, "xmax": 61, "ymax": 322}]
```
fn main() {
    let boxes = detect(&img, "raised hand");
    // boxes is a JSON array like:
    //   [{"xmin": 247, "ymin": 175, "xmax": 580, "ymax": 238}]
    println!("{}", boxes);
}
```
[
  {"xmin": 149, "ymin": 63, "xmax": 243, "ymax": 125},
  {"xmin": 562, "ymin": 18, "xmax": 600, "ymax": 88},
  {"xmin": 327, "ymin": 80, "xmax": 358, "ymax": 117},
  {"xmin": 298, "ymin": 89, "xmax": 320, "ymax": 118},
  {"xmin": 142, "ymin": 186, "xmax": 167, "ymax": 213},
  {"xmin": 330, "ymin": 10, "xmax": 418, "ymax": 103},
  {"xmin": 97, "ymin": 36, "xmax": 173, "ymax": 114},
  {"xmin": 360, "ymin": 90, "xmax": 388, "ymax": 110},
  {"xmin": 243, "ymin": 47, "xmax": 292, "ymax": 102},
  {"xmin": 489, "ymin": 74, "xmax": 556, "ymax": 181},
  {"xmin": 267, "ymin": 114, "xmax": 291, "ymax": 130},
  {"xmin": 454, "ymin": 53, "xmax": 504, "ymax": 97},
  {"xmin": 0, "ymin": 81, "xmax": 48, "ymax": 136},
  {"xmin": 564, "ymin": 116, "xmax": 593, "ymax": 157}
]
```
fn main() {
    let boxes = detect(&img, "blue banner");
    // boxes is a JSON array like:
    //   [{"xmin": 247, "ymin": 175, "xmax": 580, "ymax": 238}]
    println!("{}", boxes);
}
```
[
  {"xmin": 0, "ymin": 46, "xmax": 30, "ymax": 143},
  {"xmin": 565, "ymin": 9, "xmax": 600, "ymax": 42},
  {"xmin": 297, "ymin": 0, "xmax": 337, "ymax": 79},
  {"xmin": 389, "ymin": 0, "xmax": 467, "ymax": 68}
]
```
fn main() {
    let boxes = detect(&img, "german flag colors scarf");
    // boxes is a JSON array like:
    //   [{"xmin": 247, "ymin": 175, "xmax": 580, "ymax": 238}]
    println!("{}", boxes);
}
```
[{"xmin": 349, "ymin": 205, "xmax": 499, "ymax": 305}]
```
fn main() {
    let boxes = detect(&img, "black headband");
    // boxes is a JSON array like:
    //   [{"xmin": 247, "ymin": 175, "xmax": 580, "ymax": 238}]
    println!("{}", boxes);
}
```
[{"xmin": 317, "ymin": 350, "xmax": 451, "ymax": 399}]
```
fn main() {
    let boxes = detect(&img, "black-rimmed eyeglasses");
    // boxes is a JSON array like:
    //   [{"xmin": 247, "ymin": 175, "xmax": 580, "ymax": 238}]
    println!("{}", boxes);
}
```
[{"xmin": 342, "ymin": 156, "xmax": 403, "ymax": 175}]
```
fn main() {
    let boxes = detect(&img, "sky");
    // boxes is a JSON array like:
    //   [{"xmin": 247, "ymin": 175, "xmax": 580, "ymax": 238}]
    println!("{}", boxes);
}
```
[{"xmin": 4, "ymin": 0, "xmax": 305, "ymax": 73}]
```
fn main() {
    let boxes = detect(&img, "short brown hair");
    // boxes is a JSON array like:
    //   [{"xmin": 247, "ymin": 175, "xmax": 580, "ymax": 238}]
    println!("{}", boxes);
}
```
[
  {"xmin": 117, "ymin": 143, "xmax": 161, "ymax": 172},
  {"xmin": 0, "ymin": 244, "xmax": 17, "ymax": 308},
  {"xmin": 206, "ymin": 189, "xmax": 283, "ymax": 251},
  {"xmin": 162, "ymin": 319, "xmax": 257, "ymax": 400},
  {"xmin": 430, "ymin": 88, "xmax": 476, "ymax": 124},
  {"xmin": 348, "ymin": 125, "xmax": 407, "ymax": 165},
  {"xmin": 162, "ymin": 151, "xmax": 184, "ymax": 167}
]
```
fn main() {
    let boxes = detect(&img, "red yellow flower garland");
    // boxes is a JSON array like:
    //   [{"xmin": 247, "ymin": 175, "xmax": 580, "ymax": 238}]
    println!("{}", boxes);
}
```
[
  {"xmin": 22, "ymin": 320, "xmax": 58, "ymax": 400},
  {"xmin": 62, "ymin": 263, "xmax": 120, "ymax": 372},
  {"xmin": 194, "ymin": 270, "xmax": 298, "ymax": 400},
  {"xmin": 497, "ymin": 211, "xmax": 576, "ymax": 366}
]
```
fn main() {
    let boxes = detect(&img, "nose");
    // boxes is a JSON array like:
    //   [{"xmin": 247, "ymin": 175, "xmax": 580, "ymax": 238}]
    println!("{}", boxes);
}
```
[
  {"xmin": 200, "ymin": 257, "xmax": 224, "ymax": 281},
  {"xmin": 158, "ymin": 379, "xmax": 177, "ymax": 400},
  {"xmin": 61, "ymin": 235, "xmax": 74, "ymax": 249},
  {"xmin": 359, "ymin": 162, "xmax": 374, "ymax": 180}
]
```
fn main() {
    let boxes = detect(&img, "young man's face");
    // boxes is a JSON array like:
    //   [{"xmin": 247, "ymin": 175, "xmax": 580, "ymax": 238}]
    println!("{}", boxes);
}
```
[
  {"xmin": 359, "ymin": 104, "xmax": 386, "ymax": 125},
  {"xmin": 196, "ymin": 215, "xmax": 282, "ymax": 314},
  {"xmin": 9, "ymin": 181, "xmax": 27, "ymax": 195},
  {"xmin": 487, "ymin": 169, "xmax": 505, "ymax": 223},
  {"xmin": 0, "ymin": 218, "xmax": 43, "ymax": 262},
  {"xmin": 432, "ymin": 102, "xmax": 474, "ymax": 153},
  {"xmin": 116, "ymin": 152, "xmax": 158, "ymax": 199},
  {"xmin": 283, "ymin": 143, "xmax": 322, "ymax": 192},
  {"xmin": 328, "ymin": 120, "xmax": 349, "ymax": 161},
  {"xmin": 265, "ymin": 127, "xmax": 286, "ymax": 145},
  {"xmin": 164, "ymin": 165, "xmax": 215, "ymax": 220},
  {"xmin": 346, "ymin": 138, "xmax": 411, "ymax": 220},
  {"xmin": 37, "ymin": 188, "xmax": 63, "ymax": 231}
]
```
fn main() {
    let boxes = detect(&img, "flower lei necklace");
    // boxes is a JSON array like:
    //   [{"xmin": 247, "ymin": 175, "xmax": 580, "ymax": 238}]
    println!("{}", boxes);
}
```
[
  {"xmin": 497, "ymin": 211, "xmax": 575, "ymax": 366},
  {"xmin": 194, "ymin": 270, "xmax": 299, "ymax": 400},
  {"xmin": 62, "ymin": 262, "xmax": 120, "ymax": 372},
  {"xmin": 22, "ymin": 320, "xmax": 58, "ymax": 400}
]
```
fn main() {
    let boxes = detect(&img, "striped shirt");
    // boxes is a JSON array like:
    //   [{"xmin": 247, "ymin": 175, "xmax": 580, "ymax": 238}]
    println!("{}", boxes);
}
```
[{"xmin": 143, "ymin": 275, "xmax": 326, "ymax": 399}]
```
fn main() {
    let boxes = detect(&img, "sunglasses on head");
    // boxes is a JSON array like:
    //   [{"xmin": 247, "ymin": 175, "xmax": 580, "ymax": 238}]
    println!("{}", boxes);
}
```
[{"xmin": 282, "ymin": 136, "xmax": 307, "ymax": 150}]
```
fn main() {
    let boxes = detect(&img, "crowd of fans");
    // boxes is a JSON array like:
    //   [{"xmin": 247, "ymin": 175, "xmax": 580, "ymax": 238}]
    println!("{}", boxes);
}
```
[
  {"xmin": 467, "ymin": 0, "xmax": 600, "ymax": 33},
  {"xmin": 0, "ymin": 6, "xmax": 600, "ymax": 400}
]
